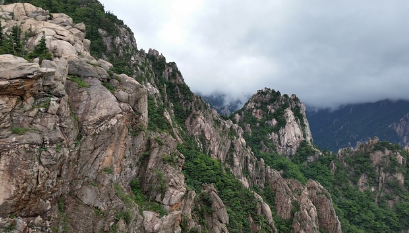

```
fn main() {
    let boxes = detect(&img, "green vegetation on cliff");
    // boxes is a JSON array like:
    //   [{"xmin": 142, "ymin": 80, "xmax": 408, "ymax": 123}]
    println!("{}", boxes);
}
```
[
  {"xmin": 145, "ymin": 54, "xmax": 272, "ymax": 231},
  {"xmin": 0, "ymin": 23, "xmax": 51, "ymax": 59},
  {"xmin": 147, "ymin": 53, "xmax": 409, "ymax": 232},
  {"xmin": 180, "ymin": 139, "xmax": 271, "ymax": 232},
  {"xmin": 301, "ymin": 141, "xmax": 409, "ymax": 232},
  {"xmin": 5, "ymin": 0, "xmax": 135, "ymax": 75},
  {"xmin": 232, "ymin": 88, "xmax": 409, "ymax": 232}
]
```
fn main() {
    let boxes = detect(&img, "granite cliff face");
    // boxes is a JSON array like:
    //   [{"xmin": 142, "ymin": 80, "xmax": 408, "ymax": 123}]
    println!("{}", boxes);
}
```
[
  {"xmin": 0, "ymin": 3, "xmax": 341, "ymax": 233},
  {"xmin": 231, "ymin": 88, "xmax": 313, "ymax": 157},
  {"xmin": 144, "ymin": 51, "xmax": 341, "ymax": 231}
]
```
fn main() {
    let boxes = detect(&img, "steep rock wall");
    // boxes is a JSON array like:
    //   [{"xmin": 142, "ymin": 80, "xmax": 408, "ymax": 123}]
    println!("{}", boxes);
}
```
[{"xmin": 183, "ymin": 88, "xmax": 341, "ymax": 232}]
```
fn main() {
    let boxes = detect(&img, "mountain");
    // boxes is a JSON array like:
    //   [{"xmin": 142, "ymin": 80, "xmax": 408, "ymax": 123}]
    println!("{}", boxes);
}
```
[
  {"xmin": 0, "ymin": 2, "xmax": 409, "ymax": 233},
  {"xmin": 307, "ymin": 99, "xmax": 409, "ymax": 152},
  {"xmin": 0, "ymin": 3, "xmax": 340, "ymax": 232}
]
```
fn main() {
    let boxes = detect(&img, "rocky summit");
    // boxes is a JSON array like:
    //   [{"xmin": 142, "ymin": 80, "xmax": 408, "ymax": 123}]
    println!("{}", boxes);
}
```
[{"xmin": 0, "ymin": 2, "xmax": 409, "ymax": 233}]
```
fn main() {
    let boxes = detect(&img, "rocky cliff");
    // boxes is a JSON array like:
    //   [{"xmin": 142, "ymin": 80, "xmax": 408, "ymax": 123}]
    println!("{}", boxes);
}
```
[
  {"xmin": 0, "ymin": 3, "xmax": 342, "ymax": 233},
  {"xmin": 231, "ymin": 88, "xmax": 313, "ymax": 157},
  {"xmin": 337, "ymin": 138, "xmax": 408, "ymax": 206}
]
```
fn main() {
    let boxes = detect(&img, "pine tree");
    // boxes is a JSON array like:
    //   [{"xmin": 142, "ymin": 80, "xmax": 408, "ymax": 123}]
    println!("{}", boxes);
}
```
[
  {"xmin": 0, "ymin": 34, "xmax": 14, "ymax": 55},
  {"xmin": 0, "ymin": 20, "xmax": 3, "ymax": 46},
  {"xmin": 27, "ymin": 31, "xmax": 52, "ymax": 61},
  {"xmin": 11, "ymin": 25, "xmax": 23, "ymax": 56}
]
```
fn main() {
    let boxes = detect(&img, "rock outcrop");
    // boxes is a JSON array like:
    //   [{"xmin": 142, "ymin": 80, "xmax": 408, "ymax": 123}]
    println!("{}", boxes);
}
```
[
  {"xmin": 202, "ymin": 184, "xmax": 229, "ymax": 233},
  {"xmin": 232, "ymin": 88, "xmax": 313, "ymax": 157},
  {"xmin": 391, "ymin": 113, "xmax": 409, "ymax": 147},
  {"xmin": 337, "ymin": 138, "xmax": 408, "ymax": 206},
  {"xmin": 182, "ymin": 86, "xmax": 340, "ymax": 232},
  {"xmin": 0, "ymin": 4, "xmax": 164, "ymax": 232}
]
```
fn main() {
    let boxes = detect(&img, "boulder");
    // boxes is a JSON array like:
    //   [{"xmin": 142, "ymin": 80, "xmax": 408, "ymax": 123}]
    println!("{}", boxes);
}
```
[{"xmin": 67, "ymin": 58, "xmax": 109, "ymax": 79}]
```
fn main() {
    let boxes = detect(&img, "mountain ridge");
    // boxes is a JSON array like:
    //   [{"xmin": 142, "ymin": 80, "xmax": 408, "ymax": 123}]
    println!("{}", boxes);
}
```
[
  {"xmin": 0, "ymin": 2, "xmax": 408, "ymax": 233},
  {"xmin": 306, "ymin": 99, "xmax": 409, "ymax": 151}
]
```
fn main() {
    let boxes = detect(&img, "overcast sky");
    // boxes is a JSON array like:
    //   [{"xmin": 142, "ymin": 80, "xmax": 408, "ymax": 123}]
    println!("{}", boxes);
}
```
[{"xmin": 99, "ymin": 0, "xmax": 409, "ymax": 109}]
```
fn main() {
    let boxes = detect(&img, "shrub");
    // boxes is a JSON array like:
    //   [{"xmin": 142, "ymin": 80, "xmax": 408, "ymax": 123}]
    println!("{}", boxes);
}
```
[
  {"xmin": 68, "ymin": 75, "xmax": 90, "ymax": 88},
  {"xmin": 11, "ymin": 126, "xmax": 29, "ymax": 135},
  {"xmin": 27, "ymin": 32, "xmax": 52, "ymax": 61},
  {"xmin": 102, "ymin": 81, "xmax": 115, "ymax": 93}
]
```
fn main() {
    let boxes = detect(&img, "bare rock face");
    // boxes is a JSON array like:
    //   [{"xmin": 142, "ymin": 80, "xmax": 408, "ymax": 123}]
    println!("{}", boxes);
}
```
[
  {"xmin": 202, "ymin": 184, "xmax": 229, "ymax": 233},
  {"xmin": 0, "ymin": 55, "xmax": 73, "ymax": 218},
  {"xmin": 143, "ymin": 210, "xmax": 182, "ymax": 233},
  {"xmin": 99, "ymin": 25, "xmax": 138, "ymax": 65},
  {"xmin": 67, "ymin": 57, "xmax": 109, "ymax": 79},
  {"xmin": 0, "ymin": 55, "xmax": 54, "ymax": 98},
  {"xmin": 390, "ymin": 114, "xmax": 409, "ymax": 147},
  {"xmin": 139, "ymin": 133, "xmax": 187, "ymax": 212},
  {"xmin": 307, "ymin": 180, "xmax": 342, "ymax": 233},
  {"xmin": 232, "ymin": 88, "xmax": 313, "ymax": 157},
  {"xmin": 272, "ymin": 108, "xmax": 306, "ymax": 155},
  {"xmin": 254, "ymin": 192, "xmax": 277, "ymax": 232},
  {"xmin": 293, "ymin": 186, "xmax": 319, "ymax": 233},
  {"xmin": 0, "ymin": 4, "xmax": 152, "ymax": 232},
  {"xmin": 0, "ymin": 3, "xmax": 49, "ymax": 21}
]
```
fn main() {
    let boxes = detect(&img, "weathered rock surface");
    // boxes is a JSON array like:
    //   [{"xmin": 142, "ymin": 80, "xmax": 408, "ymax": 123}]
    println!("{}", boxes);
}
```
[
  {"xmin": 0, "ymin": 4, "xmax": 179, "ymax": 233},
  {"xmin": 184, "ymin": 85, "xmax": 340, "ymax": 232},
  {"xmin": 0, "ymin": 55, "xmax": 54, "ymax": 98},
  {"xmin": 143, "ymin": 210, "xmax": 182, "ymax": 233},
  {"xmin": 0, "ymin": 54, "xmax": 72, "ymax": 219},
  {"xmin": 272, "ymin": 108, "xmax": 310, "ymax": 155},
  {"xmin": 306, "ymin": 180, "xmax": 342, "ymax": 233},
  {"xmin": 233, "ymin": 88, "xmax": 313, "ymax": 157},
  {"xmin": 254, "ymin": 192, "xmax": 277, "ymax": 232},
  {"xmin": 391, "ymin": 113, "xmax": 409, "ymax": 147}
]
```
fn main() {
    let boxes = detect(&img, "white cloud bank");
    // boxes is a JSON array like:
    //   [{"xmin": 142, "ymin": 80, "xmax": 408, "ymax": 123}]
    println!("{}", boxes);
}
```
[{"xmin": 99, "ymin": 0, "xmax": 409, "ymax": 108}]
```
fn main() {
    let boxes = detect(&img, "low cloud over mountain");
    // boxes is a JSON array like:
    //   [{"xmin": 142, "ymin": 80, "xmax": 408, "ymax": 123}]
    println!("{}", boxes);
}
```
[{"xmin": 101, "ymin": 0, "xmax": 409, "ymax": 108}]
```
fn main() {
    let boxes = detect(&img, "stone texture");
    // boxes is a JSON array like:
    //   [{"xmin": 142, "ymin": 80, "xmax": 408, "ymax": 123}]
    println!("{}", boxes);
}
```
[
  {"xmin": 0, "ymin": 55, "xmax": 54, "ymax": 99},
  {"xmin": 293, "ymin": 187, "xmax": 319, "ymax": 233},
  {"xmin": 67, "ymin": 57, "xmax": 109, "ymax": 79},
  {"xmin": 272, "ymin": 109, "xmax": 306, "ymax": 155},
  {"xmin": 143, "ymin": 211, "xmax": 182, "ymax": 233},
  {"xmin": 0, "ymin": 5, "xmax": 150, "ymax": 232},
  {"xmin": 202, "ymin": 184, "xmax": 229, "ymax": 233},
  {"xmin": 391, "ymin": 113, "xmax": 409, "ymax": 147},
  {"xmin": 307, "ymin": 180, "xmax": 342, "ymax": 233},
  {"xmin": 254, "ymin": 192, "xmax": 277, "ymax": 232},
  {"xmin": 50, "ymin": 13, "xmax": 73, "ymax": 27}
]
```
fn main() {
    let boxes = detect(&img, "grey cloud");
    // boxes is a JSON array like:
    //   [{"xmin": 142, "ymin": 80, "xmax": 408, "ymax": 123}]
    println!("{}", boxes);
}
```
[{"xmin": 100, "ymin": 0, "xmax": 409, "ymax": 109}]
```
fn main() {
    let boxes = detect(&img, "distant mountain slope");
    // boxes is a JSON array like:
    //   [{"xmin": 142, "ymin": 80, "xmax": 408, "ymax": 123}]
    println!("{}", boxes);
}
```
[
  {"xmin": 307, "ymin": 99, "xmax": 409, "ymax": 151},
  {"xmin": 199, "ymin": 92, "xmax": 244, "ymax": 116}
]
